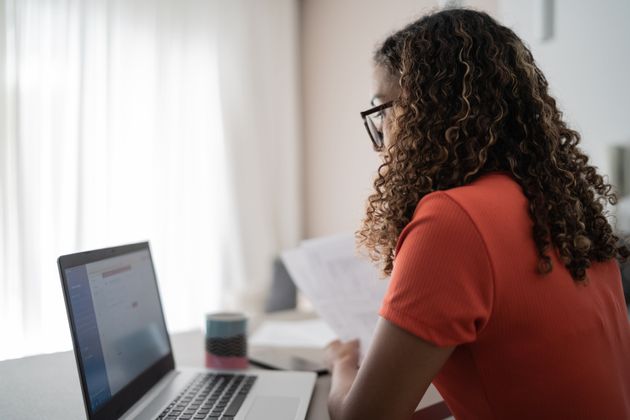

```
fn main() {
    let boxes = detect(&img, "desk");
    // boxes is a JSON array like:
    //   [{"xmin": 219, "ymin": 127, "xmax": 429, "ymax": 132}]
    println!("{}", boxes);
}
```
[{"xmin": 0, "ymin": 315, "xmax": 450, "ymax": 420}]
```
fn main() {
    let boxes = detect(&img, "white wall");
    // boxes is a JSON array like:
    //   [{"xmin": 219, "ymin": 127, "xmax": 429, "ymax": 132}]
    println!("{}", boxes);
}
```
[
  {"xmin": 498, "ymin": 0, "xmax": 630, "ymax": 180},
  {"xmin": 301, "ymin": 0, "xmax": 498, "ymax": 238}
]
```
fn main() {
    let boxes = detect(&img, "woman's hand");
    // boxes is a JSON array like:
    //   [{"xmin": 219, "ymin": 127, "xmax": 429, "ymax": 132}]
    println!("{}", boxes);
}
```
[
  {"xmin": 324, "ymin": 339, "xmax": 360, "ymax": 372},
  {"xmin": 325, "ymin": 339, "xmax": 361, "ymax": 419}
]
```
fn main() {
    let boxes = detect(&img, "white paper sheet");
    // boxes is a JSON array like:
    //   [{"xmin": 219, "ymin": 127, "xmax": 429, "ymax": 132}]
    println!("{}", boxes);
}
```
[
  {"xmin": 249, "ymin": 319, "xmax": 338, "ymax": 348},
  {"xmin": 281, "ymin": 234, "xmax": 389, "ymax": 359}
]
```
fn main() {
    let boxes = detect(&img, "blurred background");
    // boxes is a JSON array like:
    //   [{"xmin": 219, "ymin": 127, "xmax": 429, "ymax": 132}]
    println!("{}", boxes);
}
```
[{"xmin": 1, "ymin": 0, "xmax": 629, "ymax": 361}]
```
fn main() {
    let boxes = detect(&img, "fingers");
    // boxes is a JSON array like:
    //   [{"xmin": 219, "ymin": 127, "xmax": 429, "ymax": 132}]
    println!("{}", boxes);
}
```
[
  {"xmin": 324, "ymin": 339, "xmax": 361, "ymax": 372},
  {"xmin": 326, "ymin": 339, "xmax": 342, "ymax": 348},
  {"xmin": 326, "ymin": 339, "xmax": 360, "ymax": 357}
]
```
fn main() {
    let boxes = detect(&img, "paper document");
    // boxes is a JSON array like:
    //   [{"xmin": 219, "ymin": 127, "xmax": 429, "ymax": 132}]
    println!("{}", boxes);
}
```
[
  {"xmin": 281, "ymin": 234, "xmax": 389, "ymax": 358},
  {"xmin": 249, "ymin": 319, "xmax": 338, "ymax": 348}
]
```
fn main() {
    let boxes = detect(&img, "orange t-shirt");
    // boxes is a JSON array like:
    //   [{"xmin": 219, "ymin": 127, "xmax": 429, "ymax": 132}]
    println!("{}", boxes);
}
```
[{"xmin": 380, "ymin": 172, "xmax": 630, "ymax": 419}]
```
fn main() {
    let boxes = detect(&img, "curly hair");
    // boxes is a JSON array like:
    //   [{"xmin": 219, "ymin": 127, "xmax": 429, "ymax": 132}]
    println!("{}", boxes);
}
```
[{"xmin": 357, "ymin": 8, "xmax": 629, "ymax": 281}]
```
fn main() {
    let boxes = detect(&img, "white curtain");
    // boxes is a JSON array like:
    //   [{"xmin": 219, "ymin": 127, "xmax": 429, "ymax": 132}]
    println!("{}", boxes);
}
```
[{"xmin": 0, "ymin": 0, "xmax": 301, "ymax": 361}]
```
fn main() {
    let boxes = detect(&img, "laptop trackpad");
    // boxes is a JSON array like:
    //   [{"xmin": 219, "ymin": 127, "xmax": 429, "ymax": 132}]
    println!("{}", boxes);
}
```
[{"xmin": 245, "ymin": 396, "xmax": 300, "ymax": 420}]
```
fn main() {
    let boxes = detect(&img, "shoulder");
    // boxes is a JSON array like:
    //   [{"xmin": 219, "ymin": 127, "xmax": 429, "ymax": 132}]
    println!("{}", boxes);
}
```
[
  {"xmin": 419, "ymin": 172, "xmax": 522, "ymax": 211},
  {"xmin": 393, "ymin": 184, "xmax": 493, "ymax": 276},
  {"xmin": 398, "ymin": 172, "xmax": 525, "ymax": 254},
  {"xmin": 397, "ymin": 190, "xmax": 473, "ymax": 253},
  {"xmin": 444, "ymin": 172, "xmax": 525, "ymax": 208},
  {"xmin": 412, "ymin": 172, "xmax": 522, "ymax": 217},
  {"xmin": 385, "ymin": 180, "xmax": 497, "ymax": 346}
]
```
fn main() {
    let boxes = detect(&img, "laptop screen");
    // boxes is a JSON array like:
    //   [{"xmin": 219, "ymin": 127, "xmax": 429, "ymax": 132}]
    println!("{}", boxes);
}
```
[{"xmin": 62, "ymin": 246, "xmax": 171, "ymax": 414}]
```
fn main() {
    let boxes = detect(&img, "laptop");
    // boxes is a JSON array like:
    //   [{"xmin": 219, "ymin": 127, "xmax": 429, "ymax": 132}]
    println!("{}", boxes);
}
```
[{"xmin": 58, "ymin": 242, "xmax": 316, "ymax": 420}]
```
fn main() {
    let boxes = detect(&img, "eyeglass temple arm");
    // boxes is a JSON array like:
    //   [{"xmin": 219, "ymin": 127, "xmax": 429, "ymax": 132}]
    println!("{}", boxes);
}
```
[{"xmin": 360, "ymin": 101, "xmax": 394, "ymax": 119}]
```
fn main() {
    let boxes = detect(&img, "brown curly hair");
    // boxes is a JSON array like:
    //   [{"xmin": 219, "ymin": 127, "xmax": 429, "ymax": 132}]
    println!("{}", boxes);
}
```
[{"xmin": 357, "ymin": 8, "xmax": 629, "ymax": 281}]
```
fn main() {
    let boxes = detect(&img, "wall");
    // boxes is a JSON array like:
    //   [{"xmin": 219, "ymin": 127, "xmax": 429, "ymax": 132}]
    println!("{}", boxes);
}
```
[
  {"xmin": 300, "ymin": 0, "xmax": 498, "ymax": 238},
  {"xmin": 498, "ymin": 0, "xmax": 630, "ymax": 182}
]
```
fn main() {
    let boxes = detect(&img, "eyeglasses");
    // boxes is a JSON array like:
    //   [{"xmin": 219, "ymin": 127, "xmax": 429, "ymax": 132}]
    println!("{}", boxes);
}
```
[{"xmin": 360, "ymin": 101, "xmax": 393, "ymax": 151}]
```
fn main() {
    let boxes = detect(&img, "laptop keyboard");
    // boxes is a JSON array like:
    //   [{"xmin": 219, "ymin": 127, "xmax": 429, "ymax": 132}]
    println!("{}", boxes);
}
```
[{"xmin": 157, "ymin": 373, "xmax": 257, "ymax": 420}]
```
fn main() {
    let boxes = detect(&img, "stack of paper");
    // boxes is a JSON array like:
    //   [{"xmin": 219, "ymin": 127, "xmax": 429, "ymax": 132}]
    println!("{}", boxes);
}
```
[
  {"xmin": 281, "ymin": 233, "xmax": 389, "ymax": 358},
  {"xmin": 249, "ymin": 319, "xmax": 338, "ymax": 348}
]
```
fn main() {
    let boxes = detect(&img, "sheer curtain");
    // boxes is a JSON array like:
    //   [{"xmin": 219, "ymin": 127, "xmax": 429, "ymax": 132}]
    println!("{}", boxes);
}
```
[{"xmin": 0, "ymin": 0, "xmax": 301, "ymax": 361}]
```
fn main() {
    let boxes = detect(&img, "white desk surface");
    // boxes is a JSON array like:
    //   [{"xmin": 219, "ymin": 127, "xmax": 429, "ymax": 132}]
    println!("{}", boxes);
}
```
[{"xmin": 0, "ymin": 312, "xmax": 449, "ymax": 420}]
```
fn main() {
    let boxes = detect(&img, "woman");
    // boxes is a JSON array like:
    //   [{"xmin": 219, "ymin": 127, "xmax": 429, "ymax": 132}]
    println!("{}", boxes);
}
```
[{"xmin": 325, "ymin": 8, "xmax": 630, "ymax": 420}]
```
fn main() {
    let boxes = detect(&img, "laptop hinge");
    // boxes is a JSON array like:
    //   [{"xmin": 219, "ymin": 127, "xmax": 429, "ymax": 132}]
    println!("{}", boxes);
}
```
[{"xmin": 119, "ymin": 370, "xmax": 179, "ymax": 420}]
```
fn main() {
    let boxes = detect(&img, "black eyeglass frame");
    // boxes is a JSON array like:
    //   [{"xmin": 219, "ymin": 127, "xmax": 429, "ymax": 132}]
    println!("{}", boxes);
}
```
[{"xmin": 360, "ymin": 101, "xmax": 394, "ymax": 151}]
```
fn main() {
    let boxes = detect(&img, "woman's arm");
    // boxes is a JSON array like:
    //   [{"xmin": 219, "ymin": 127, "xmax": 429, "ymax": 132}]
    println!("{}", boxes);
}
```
[{"xmin": 326, "ymin": 317, "xmax": 454, "ymax": 420}]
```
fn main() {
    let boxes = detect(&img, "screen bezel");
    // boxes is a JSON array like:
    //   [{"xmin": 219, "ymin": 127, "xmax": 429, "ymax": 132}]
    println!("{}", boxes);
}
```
[{"xmin": 58, "ymin": 241, "xmax": 175, "ymax": 420}]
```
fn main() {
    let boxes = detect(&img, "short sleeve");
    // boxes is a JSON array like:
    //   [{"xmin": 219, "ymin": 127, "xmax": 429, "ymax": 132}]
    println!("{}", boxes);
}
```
[{"xmin": 379, "ymin": 192, "xmax": 494, "ymax": 347}]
